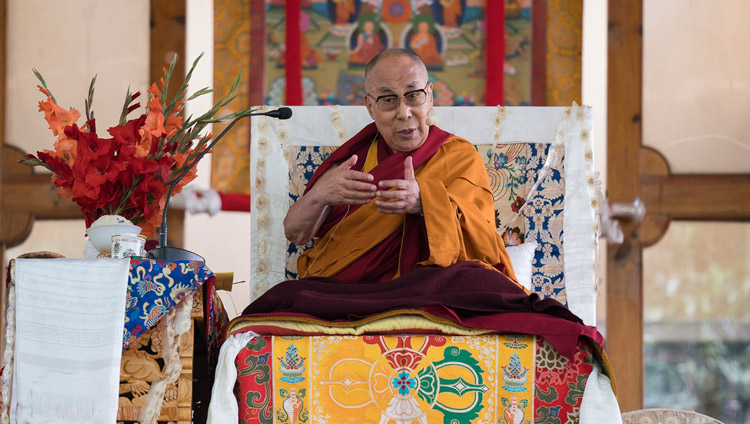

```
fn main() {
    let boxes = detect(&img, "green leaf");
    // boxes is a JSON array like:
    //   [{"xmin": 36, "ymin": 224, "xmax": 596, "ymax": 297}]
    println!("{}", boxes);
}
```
[
  {"xmin": 19, "ymin": 158, "xmax": 51, "ymax": 171},
  {"xmin": 228, "ymin": 72, "xmax": 241, "ymax": 96},
  {"xmin": 186, "ymin": 87, "xmax": 214, "ymax": 101}
]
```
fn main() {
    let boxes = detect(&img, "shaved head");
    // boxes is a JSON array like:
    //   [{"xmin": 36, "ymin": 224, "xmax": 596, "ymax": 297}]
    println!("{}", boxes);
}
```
[{"xmin": 365, "ymin": 48, "xmax": 427, "ymax": 90}]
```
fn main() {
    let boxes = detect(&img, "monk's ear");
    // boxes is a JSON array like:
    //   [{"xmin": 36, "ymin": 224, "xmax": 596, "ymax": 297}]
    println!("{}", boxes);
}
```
[{"xmin": 364, "ymin": 95, "xmax": 377, "ymax": 120}]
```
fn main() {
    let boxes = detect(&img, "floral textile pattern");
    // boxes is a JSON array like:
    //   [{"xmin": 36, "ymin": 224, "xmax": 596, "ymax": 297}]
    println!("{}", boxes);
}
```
[
  {"xmin": 22, "ymin": 55, "xmax": 252, "ymax": 236},
  {"xmin": 392, "ymin": 370, "xmax": 417, "ymax": 396},
  {"xmin": 533, "ymin": 337, "xmax": 594, "ymax": 423},
  {"xmin": 503, "ymin": 226, "xmax": 525, "ymax": 247},
  {"xmin": 481, "ymin": 143, "xmax": 527, "ymax": 203},
  {"xmin": 236, "ymin": 336, "xmax": 273, "ymax": 424},
  {"xmin": 122, "ymin": 258, "xmax": 213, "ymax": 349},
  {"xmin": 285, "ymin": 145, "xmax": 336, "ymax": 279},
  {"xmin": 475, "ymin": 144, "xmax": 527, "ymax": 240},
  {"xmin": 524, "ymin": 143, "xmax": 566, "ymax": 304}
]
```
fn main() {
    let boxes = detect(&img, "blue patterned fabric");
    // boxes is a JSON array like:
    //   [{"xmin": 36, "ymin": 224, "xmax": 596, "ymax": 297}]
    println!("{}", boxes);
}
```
[
  {"xmin": 286, "ymin": 146, "xmax": 334, "ymax": 280},
  {"xmin": 524, "ymin": 144, "xmax": 566, "ymax": 303},
  {"xmin": 123, "ymin": 259, "xmax": 214, "ymax": 349}
]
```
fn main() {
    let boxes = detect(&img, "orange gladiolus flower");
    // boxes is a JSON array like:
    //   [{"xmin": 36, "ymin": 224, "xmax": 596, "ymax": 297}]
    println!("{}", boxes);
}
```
[
  {"xmin": 37, "ymin": 86, "xmax": 81, "ymax": 137},
  {"xmin": 142, "ymin": 83, "xmax": 166, "ymax": 138},
  {"xmin": 53, "ymin": 138, "xmax": 77, "ymax": 166}
]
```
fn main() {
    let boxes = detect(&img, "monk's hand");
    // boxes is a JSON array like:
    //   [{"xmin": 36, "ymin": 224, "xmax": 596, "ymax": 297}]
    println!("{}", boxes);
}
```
[
  {"xmin": 311, "ymin": 154, "xmax": 376, "ymax": 206},
  {"xmin": 375, "ymin": 156, "xmax": 422, "ymax": 215}
]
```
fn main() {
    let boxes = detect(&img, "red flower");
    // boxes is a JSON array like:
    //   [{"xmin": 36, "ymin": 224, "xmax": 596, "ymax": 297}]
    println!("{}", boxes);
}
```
[
  {"xmin": 109, "ymin": 115, "xmax": 147, "ymax": 147},
  {"xmin": 22, "ymin": 57, "xmax": 253, "ymax": 236}
]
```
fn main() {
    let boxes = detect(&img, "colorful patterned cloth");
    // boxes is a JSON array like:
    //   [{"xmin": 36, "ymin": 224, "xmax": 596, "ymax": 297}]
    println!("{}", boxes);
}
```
[
  {"xmin": 235, "ymin": 334, "xmax": 597, "ymax": 424},
  {"xmin": 123, "ymin": 258, "xmax": 214, "ymax": 349}
]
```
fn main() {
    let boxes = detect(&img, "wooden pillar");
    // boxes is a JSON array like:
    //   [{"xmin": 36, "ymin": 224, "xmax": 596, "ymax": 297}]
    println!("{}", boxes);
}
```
[
  {"xmin": 0, "ymin": 0, "xmax": 6, "ymax": 358},
  {"xmin": 606, "ymin": 0, "xmax": 644, "ymax": 412},
  {"xmin": 1, "ymin": 0, "xmax": 7, "ymax": 270}
]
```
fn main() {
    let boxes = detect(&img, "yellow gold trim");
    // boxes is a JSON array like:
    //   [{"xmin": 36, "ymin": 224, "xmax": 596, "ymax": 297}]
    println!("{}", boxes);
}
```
[
  {"xmin": 361, "ymin": 135, "xmax": 379, "ymax": 173},
  {"xmin": 226, "ymin": 309, "xmax": 490, "ymax": 339}
]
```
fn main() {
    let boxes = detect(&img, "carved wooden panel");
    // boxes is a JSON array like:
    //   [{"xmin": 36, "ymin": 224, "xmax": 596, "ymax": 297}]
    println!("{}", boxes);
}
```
[{"xmin": 117, "ymin": 288, "xmax": 206, "ymax": 424}]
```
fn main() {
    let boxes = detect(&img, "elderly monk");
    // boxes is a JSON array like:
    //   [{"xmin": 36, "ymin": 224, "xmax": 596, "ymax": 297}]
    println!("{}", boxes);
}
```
[
  {"xmin": 240, "ymin": 50, "xmax": 596, "ymax": 356},
  {"xmin": 283, "ymin": 48, "xmax": 519, "ymax": 287}
]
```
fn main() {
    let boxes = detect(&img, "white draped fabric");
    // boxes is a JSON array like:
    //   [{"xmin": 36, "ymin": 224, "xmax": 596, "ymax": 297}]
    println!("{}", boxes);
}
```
[
  {"xmin": 206, "ymin": 332, "xmax": 257, "ymax": 424},
  {"xmin": 5, "ymin": 258, "xmax": 130, "ymax": 424}
]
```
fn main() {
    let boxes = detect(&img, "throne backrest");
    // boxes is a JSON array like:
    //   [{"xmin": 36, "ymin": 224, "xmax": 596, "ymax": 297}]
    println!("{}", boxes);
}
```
[{"xmin": 250, "ymin": 105, "xmax": 600, "ymax": 325}]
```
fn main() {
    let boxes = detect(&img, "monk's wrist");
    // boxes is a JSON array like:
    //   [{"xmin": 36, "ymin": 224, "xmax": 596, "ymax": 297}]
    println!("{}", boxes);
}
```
[{"xmin": 306, "ymin": 187, "xmax": 330, "ymax": 208}]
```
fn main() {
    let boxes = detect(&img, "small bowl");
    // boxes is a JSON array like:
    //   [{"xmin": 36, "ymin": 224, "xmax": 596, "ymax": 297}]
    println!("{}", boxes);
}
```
[{"xmin": 86, "ymin": 224, "xmax": 142, "ymax": 252}]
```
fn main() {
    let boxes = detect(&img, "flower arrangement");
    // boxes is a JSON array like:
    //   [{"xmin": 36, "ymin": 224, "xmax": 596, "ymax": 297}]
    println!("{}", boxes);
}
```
[{"xmin": 21, "ymin": 54, "xmax": 250, "ymax": 236}]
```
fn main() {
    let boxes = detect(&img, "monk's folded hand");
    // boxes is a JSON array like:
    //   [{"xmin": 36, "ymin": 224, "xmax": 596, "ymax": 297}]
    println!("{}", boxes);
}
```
[
  {"xmin": 312, "ymin": 154, "xmax": 376, "ymax": 206},
  {"xmin": 375, "ymin": 156, "xmax": 423, "ymax": 215}
]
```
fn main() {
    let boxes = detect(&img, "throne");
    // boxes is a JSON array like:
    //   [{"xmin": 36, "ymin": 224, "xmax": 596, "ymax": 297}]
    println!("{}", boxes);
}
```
[{"xmin": 208, "ymin": 105, "xmax": 618, "ymax": 423}]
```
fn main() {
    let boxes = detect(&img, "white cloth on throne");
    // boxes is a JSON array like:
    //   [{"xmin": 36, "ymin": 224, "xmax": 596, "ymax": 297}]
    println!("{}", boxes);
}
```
[{"xmin": 8, "ymin": 258, "xmax": 129, "ymax": 424}]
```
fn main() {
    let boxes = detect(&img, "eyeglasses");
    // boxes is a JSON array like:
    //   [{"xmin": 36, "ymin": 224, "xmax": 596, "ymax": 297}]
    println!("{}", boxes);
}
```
[{"xmin": 367, "ymin": 84, "xmax": 429, "ymax": 112}]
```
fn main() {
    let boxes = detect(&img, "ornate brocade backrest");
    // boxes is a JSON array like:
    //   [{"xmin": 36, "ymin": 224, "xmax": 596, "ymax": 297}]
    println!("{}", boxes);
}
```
[{"xmin": 250, "ymin": 106, "xmax": 601, "ymax": 325}]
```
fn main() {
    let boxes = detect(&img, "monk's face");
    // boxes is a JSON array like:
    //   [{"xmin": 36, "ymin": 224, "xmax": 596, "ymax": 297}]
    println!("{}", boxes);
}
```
[
  {"xmin": 364, "ymin": 55, "xmax": 433, "ymax": 153},
  {"xmin": 363, "ymin": 20, "xmax": 374, "ymax": 34}
]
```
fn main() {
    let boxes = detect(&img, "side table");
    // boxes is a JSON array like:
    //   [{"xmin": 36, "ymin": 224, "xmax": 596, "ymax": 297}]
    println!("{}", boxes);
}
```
[{"xmin": 1, "ymin": 256, "xmax": 227, "ymax": 424}]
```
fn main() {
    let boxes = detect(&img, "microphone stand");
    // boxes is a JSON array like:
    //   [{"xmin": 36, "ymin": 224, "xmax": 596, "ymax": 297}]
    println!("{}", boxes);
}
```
[{"xmin": 148, "ymin": 108, "xmax": 292, "ymax": 261}]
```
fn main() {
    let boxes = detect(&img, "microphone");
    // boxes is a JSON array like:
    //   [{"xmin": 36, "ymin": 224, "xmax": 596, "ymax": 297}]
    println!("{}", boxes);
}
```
[
  {"xmin": 149, "ymin": 107, "xmax": 293, "ymax": 261},
  {"xmin": 264, "ymin": 107, "xmax": 293, "ymax": 120}
]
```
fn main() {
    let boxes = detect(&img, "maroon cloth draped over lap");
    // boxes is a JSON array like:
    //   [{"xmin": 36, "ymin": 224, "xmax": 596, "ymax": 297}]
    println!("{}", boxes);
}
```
[{"xmin": 241, "ymin": 261, "xmax": 603, "ymax": 358}]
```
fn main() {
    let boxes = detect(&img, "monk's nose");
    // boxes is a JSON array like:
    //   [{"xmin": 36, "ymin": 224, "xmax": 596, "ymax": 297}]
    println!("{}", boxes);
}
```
[{"xmin": 395, "ymin": 98, "xmax": 411, "ymax": 120}]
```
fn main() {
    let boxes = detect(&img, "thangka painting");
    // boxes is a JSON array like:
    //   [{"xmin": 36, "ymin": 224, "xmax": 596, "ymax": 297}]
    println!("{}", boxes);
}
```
[
  {"xmin": 211, "ymin": 0, "xmax": 583, "ymax": 195},
  {"xmin": 264, "ymin": 0, "xmax": 532, "ymax": 107}
]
